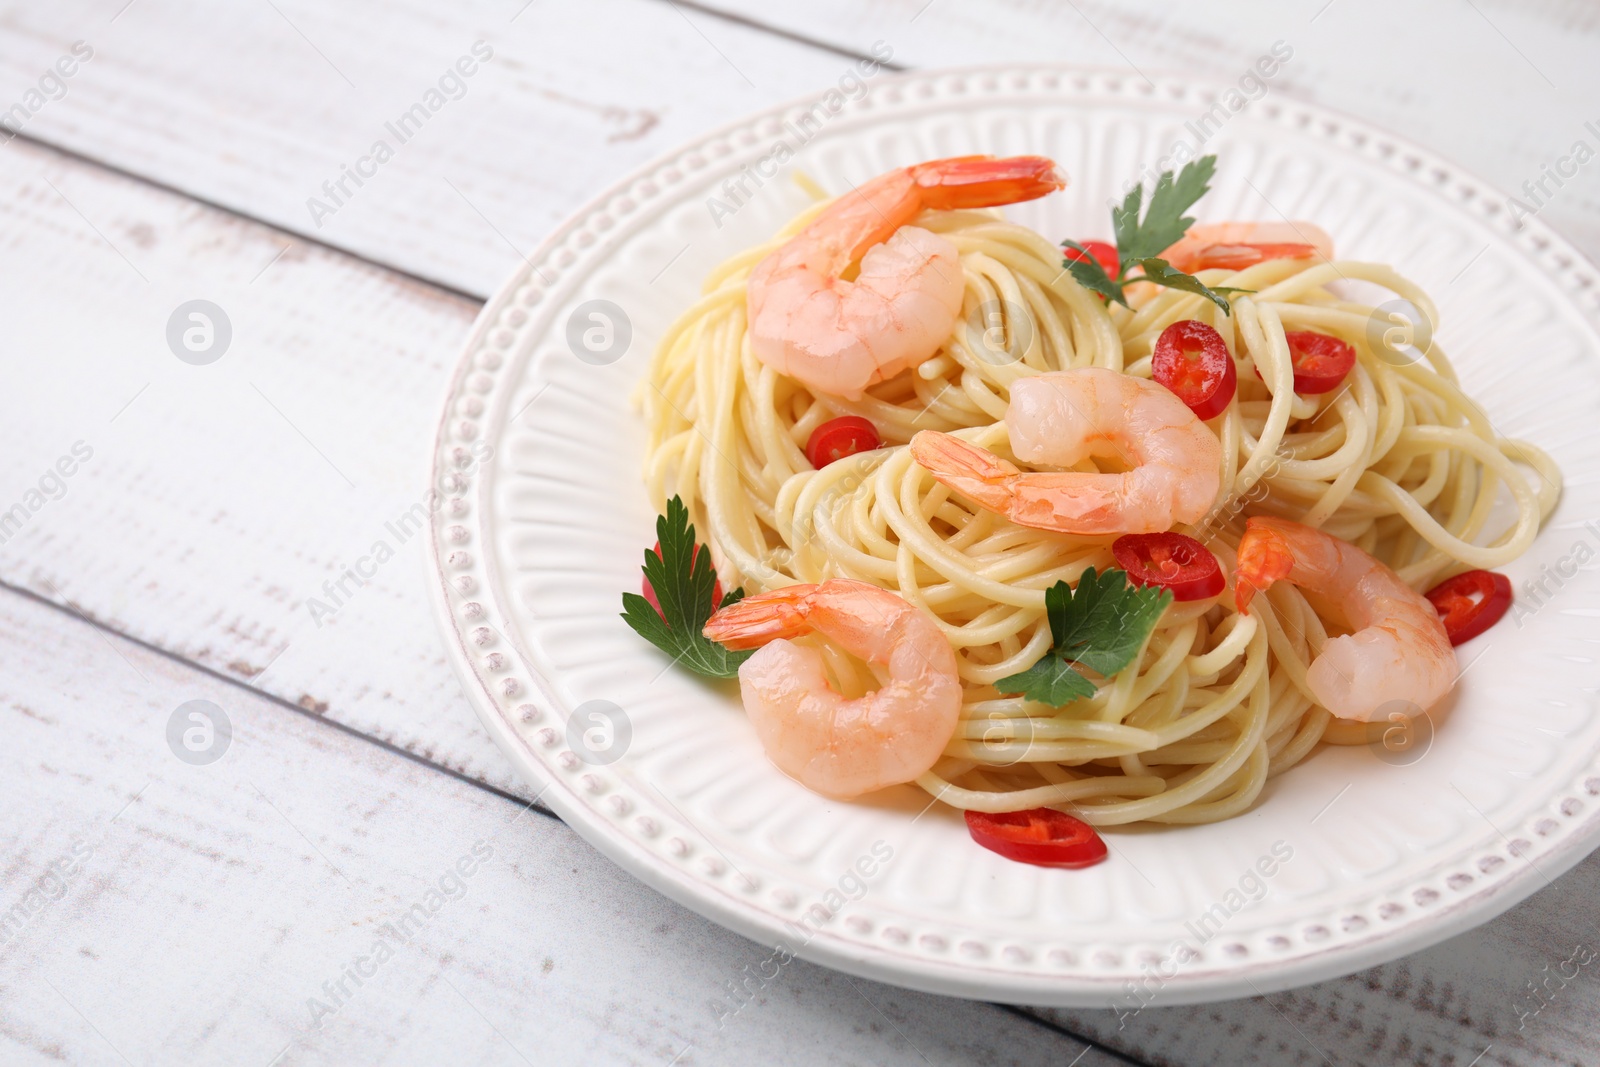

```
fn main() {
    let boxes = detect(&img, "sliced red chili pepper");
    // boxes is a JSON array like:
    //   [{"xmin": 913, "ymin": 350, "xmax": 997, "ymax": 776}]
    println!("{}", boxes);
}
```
[
  {"xmin": 1064, "ymin": 239, "xmax": 1120, "ymax": 276},
  {"xmin": 1113, "ymin": 532, "xmax": 1226, "ymax": 602},
  {"xmin": 1424, "ymin": 570, "xmax": 1513, "ymax": 646},
  {"xmin": 805, "ymin": 415, "xmax": 881, "ymax": 469},
  {"xmin": 1151, "ymin": 319, "xmax": 1237, "ymax": 421},
  {"xmin": 642, "ymin": 540, "xmax": 723, "ymax": 619},
  {"xmin": 965, "ymin": 808, "xmax": 1108, "ymax": 868},
  {"xmin": 1284, "ymin": 330, "xmax": 1357, "ymax": 393},
  {"xmin": 1191, "ymin": 242, "xmax": 1319, "ymax": 271},
  {"xmin": 1285, "ymin": 331, "xmax": 1357, "ymax": 394},
  {"xmin": 1253, "ymin": 330, "xmax": 1358, "ymax": 395}
]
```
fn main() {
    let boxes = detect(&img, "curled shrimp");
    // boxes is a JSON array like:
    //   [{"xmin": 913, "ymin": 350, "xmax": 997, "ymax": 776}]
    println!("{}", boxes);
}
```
[
  {"xmin": 747, "ymin": 155, "xmax": 1066, "ymax": 400},
  {"xmin": 702, "ymin": 579, "xmax": 961, "ymax": 799},
  {"xmin": 1235, "ymin": 516, "xmax": 1455, "ymax": 722},
  {"xmin": 1159, "ymin": 221, "xmax": 1334, "ymax": 274},
  {"xmin": 908, "ymin": 368, "xmax": 1221, "ymax": 535}
]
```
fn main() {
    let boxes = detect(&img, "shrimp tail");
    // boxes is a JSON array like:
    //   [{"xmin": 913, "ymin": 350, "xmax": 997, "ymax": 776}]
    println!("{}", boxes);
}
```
[
  {"xmin": 909, "ymin": 155, "xmax": 1067, "ymax": 211},
  {"xmin": 1234, "ymin": 519, "xmax": 1296, "ymax": 614},
  {"xmin": 702, "ymin": 585, "xmax": 818, "ymax": 650},
  {"xmin": 840, "ymin": 155, "xmax": 1065, "ymax": 261},
  {"xmin": 909, "ymin": 430, "xmax": 1022, "ymax": 515}
]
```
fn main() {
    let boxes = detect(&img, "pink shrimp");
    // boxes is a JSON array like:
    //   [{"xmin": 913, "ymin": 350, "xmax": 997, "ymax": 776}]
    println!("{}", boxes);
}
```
[
  {"xmin": 908, "ymin": 368, "xmax": 1221, "ymax": 535},
  {"xmin": 1159, "ymin": 221, "xmax": 1334, "ymax": 274},
  {"xmin": 1235, "ymin": 516, "xmax": 1455, "ymax": 722},
  {"xmin": 702, "ymin": 579, "xmax": 961, "ymax": 799},
  {"xmin": 747, "ymin": 155, "xmax": 1066, "ymax": 400}
]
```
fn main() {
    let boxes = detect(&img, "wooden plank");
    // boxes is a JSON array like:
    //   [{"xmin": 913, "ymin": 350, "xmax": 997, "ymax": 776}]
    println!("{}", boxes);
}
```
[
  {"xmin": 3, "ymin": 0, "xmax": 1595, "ymax": 285},
  {"xmin": 0, "ymin": 588, "xmax": 1127, "ymax": 1066},
  {"xmin": 0, "ymin": 0, "xmax": 860, "ymax": 297},
  {"xmin": 0, "ymin": 135, "xmax": 527, "ymax": 792},
  {"xmin": 688, "ymin": 0, "xmax": 1600, "ymax": 262}
]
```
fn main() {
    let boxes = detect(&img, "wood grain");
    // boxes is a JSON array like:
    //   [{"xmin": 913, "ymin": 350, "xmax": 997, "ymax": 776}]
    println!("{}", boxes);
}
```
[
  {"xmin": 4, "ymin": 0, "xmax": 1595, "ymax": 291},
  {"xmin": 0, "ymin": 589, "xmax": 1127, "ymax": 1066},
  {"xmin": 0, "ymin": 0, "xmax": 860, "ymax": 297},
  {"xmin": 0, "ymin": 134, "xmax": 526, "ymax": 794}
]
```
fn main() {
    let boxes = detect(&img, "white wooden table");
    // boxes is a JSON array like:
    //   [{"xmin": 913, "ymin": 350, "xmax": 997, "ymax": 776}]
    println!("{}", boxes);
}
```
[{"xmin": 3, "ymin": 3, "xmax": 1598, "ymax": 1064}]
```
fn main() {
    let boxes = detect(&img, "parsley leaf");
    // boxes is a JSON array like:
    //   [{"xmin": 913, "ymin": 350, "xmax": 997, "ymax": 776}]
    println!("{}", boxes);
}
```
[
  {"xmin": 1134, "ymin": 258, "xmax": 1252, "ymax": 314},
  {"xmin": 620, "ymin": 496, "xmax": 751, "ymax": 678},
  {"xmin": 1118, "ymin": 155, "xmax": 1217, "ymax": 264},
  {"xmin": 1062, "ymin": 239, "xmax": 1128, "ymax": 307},
  {"xmin": 1064, "ymin": 155, "xmax": 1243, "ymax": 317},
  {"xmin": 998, "ymin": 652, "xmax": 1098, "ymax": 706},
  {"xmin": 1110, "ymin": 183, "xmax": 1147, "ymax": 268},
  {"xmin": 995, "ymin": 568, "xmax": 1172, "ymax": 707}
]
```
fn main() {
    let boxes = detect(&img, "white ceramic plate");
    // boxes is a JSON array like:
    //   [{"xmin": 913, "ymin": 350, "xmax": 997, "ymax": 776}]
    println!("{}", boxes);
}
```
[{"xmin": 427, "ymin": 66, "xmax": 1600, "ymax": 1006}]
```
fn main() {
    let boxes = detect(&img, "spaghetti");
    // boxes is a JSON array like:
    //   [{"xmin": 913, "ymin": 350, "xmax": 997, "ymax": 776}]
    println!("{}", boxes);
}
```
[{"xmin": 638, "ymin": 188, "xmax": 1559, "ymax": 828}]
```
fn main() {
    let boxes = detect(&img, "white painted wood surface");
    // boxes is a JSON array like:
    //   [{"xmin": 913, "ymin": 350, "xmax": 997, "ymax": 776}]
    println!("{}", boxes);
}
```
[
  {"xmin": 0, "ymin": 0, "xmax": 859, "ymax": 297},
  {"xmin": 0, "ymin": 132, "xmax": 526, "ymax": 796},
  {"xmin": 1, "ymin": 1, "xmax": 1598, "ymax": 1064}
]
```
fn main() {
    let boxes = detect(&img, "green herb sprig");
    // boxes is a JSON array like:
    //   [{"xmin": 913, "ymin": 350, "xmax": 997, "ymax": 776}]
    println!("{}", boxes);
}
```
[
  {"xmin": 995, "ymin": 568, "xmax": 1172, "ymax": 707},
  {"xmin": 620, "ymin": 496, "xmax": 750, "ymax": 678},
  {"xmin": 1062, "ymin": 155, "xmax": 1250, "ymax": 315}
]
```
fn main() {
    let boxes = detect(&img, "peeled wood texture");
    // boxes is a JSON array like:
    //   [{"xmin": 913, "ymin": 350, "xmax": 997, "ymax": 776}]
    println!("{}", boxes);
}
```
[
  {"xmin": 0, "ymin": 0, "xmax": 859, "ymax": 297},
  {"xmin": 0, "ymin": 134, "xmax": 527, "ymax": 795}
]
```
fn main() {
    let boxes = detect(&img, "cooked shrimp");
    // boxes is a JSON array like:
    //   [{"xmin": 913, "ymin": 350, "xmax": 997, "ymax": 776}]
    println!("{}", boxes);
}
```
[
  {"xmin": 909, "ymin": 368, "xmax": 1221, "ymax": 535},
  {"xmin": 1235, "ymin": 516, "xmax": 1455, "ymax": 722},
  {"xmin": 702, "ymin": 579, "xmax": 961, "ymax": 799},
  {"xmin": 1159, "ymin": 221, "xmax": 1334, "ymax": 274},
  {"xmin": 747, "ymin": 155, "xmax": 1066, "ymax": 400}
]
